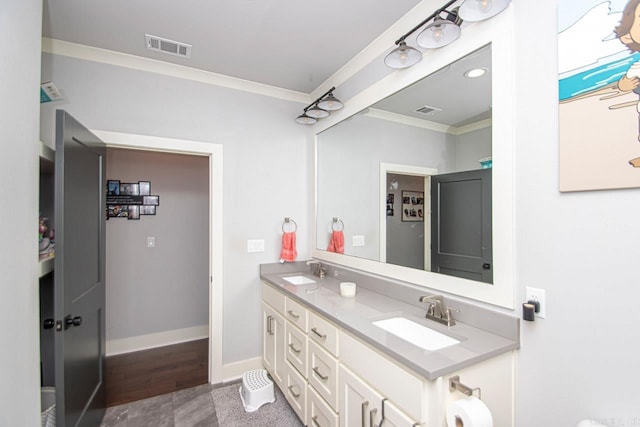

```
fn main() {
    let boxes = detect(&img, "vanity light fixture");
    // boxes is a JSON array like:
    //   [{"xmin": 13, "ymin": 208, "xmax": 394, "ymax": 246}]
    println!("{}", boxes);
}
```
[
  {"xmin": 458, "ymin": 0, "xmax": 511, "ymax": 22},
  {"xmin": 295, "ymin": 86, "xmax": 343, "ymax": 125},
  {"xmin": 416, "ymin": 8, "xmax": 462, "ymax": 49},
  {"xmin": 384, "ymin": 0, "xmax": 458, "ymax": 69},
  {"xmin": 384, "ymin": 0, "xmax": 510, "ymax": 69}
]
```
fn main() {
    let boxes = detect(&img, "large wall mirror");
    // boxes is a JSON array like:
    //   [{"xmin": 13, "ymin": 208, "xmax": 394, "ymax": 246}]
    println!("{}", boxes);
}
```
[{"xmin": 312, "ymin": 17, "xmax": 514, "ymax": 309}]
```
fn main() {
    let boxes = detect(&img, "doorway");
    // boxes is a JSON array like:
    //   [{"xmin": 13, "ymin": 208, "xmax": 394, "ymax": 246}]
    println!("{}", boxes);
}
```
[
  {"xmin": 93, "ymin": 130, "xmax": 223, "ymax": 385},
  {"xmin": 379, "ymin": 163, "xmax": 437, "ymax": 270}
]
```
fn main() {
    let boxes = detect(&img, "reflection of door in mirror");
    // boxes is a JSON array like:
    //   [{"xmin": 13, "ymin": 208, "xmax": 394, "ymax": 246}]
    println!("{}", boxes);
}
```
[{"xmin": 431, "ymin": 169, "xmax": 492, "ymax": 284}]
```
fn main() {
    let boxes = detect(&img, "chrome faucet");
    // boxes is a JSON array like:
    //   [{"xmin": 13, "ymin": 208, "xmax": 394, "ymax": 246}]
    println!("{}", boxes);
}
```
[
  {"xmin": 306, "ymin": 260, "xmax": 326, "ymax": 279},
  {"xmin": 419, "ymin": 295, "xmax": 459, "ymax": 327}
]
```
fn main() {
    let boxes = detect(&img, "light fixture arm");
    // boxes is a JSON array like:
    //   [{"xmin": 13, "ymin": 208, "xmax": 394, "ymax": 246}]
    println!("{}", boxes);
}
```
[
  {"xmin": 303, "ymin": 86, "xmax": 337, "ymax": 112},
  {"xmin": 393, "ymin": 0, "xmax": 458, "ymax": 46}
]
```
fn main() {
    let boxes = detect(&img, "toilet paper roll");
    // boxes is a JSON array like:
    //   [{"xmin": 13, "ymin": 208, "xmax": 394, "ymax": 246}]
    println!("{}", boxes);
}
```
[{"xmin": 446, "ymin": 397, "xmax": 493, "ymax": 427}]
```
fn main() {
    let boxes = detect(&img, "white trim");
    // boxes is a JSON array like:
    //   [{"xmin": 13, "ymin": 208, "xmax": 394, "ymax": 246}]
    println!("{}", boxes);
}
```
[
  {"xmin": 92, "ymin": 129, "xmax": 225, "ymax": 383},
  {"xmin": 43, "ymin": 38, "xmax": 309, "ymax": 104},
  {"xmin": 313, "ymin": 8, "xmax": 515, "ymax": 310},
  {"xmin": 365, "ymin": 109, "xmax": 492, "ymax": 136},
  {"xmin": 221, "ymin": 357, "xmax": 263, "ymax": 383},
  {"xmin": 106, "ymin": 325, "xmax": 208, "ymax": 356}
]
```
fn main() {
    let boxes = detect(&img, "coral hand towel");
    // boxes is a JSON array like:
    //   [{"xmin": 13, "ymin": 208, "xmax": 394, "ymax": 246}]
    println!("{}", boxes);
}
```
[
  {"xmin": 327, "ymin": 230, "xmax": 345, "ymax": 254},
  {"xmin": 280, "ymin": 231, "xmax": 297, "ymax": 262}
]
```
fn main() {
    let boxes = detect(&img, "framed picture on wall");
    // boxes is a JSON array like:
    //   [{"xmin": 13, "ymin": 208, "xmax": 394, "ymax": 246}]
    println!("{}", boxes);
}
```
[
  {"xmin": 127, "ymin": 205, "xmax": 140, "ymax": 220},
  {"xmin": 386, "ymin": 193, "xmax": 394, "ymax": 216},
  {"xmin": 401, "ymin": 191, "xmax": 424, "ymax": 222},
  {"xmin": 139, "ymin": 181, "xmax": 151, "ymax": 196},
  {"xmin": 107, "ymin": 180, "xmax": 120, "ymax": 196},
  {"xmin": 140, "ymin": 205, "xmax": 156, "ymax": 215},
  {"xmin": 143, "ymin": 195, "xmax": 159, "ymax": 206}
]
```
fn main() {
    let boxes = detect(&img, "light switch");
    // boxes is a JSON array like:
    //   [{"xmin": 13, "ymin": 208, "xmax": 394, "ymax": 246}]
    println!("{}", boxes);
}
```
[
  {"xmin": 247, "ymin": 239, "xmax": 265, "ymax": 253},
  {"xmin": 147, "ymin": 236, "xmax": 156, "ymax": 248},
  {"xmin": 352, "ymin": 235, "xmax": 365, "ymax": 247}
]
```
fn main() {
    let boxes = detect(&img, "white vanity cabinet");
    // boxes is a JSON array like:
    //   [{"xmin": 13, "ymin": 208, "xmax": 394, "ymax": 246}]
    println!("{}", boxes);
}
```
[
  {"xmin": 262, "ymin": 284, "xmax": 286, "ymax": 388},
  {"xmin": 262, "ymin": 281, "xmax": 515, "ymax": 427},
  {"xmin": 340, "ymin": 365, "xmax": 416, "ymax": 427}
]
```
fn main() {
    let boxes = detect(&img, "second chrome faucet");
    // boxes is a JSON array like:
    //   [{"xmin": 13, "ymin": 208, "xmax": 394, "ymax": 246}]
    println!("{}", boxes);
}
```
[{"xmin": 419, "ymin": 295, "xmax": 459, "ymax": 327}]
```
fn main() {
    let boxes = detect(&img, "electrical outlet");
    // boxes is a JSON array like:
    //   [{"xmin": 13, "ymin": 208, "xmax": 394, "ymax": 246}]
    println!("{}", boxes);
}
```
[
  {"xmin": 525, "ymin": 286, "xmax": 546, "ymax": 318},
  {"xmin": 352, "ymin": 235, "xmax": 365, "ymax": 247},
  {"xmin": 147, "ymin": 236, "xmax": 156, "ymax": 248}
]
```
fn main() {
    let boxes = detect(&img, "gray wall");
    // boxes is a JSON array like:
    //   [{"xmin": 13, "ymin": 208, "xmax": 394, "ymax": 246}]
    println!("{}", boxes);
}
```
[
  {"xmin": 386, "ymin": 173, "xmax": 425, "ymax": 270},
  {"xmin": 40, "ymin": 53, "xmax": 313, "ymax": 365},
  {"xmin": 105, "ymin": 148, "xmax": 209, "ymax": 344},
  {"xmin": 454, "ymin": 126, "xmax": 492, "ymax": 171},
  {"xmin": 513, "ymin": 1, "xmax": 640, "ymax": 425},
  {"xmin": 317, "ymin": 114, "xmax": 455, "ymax": 260},
  {"xmin": 0, "ymin": 0, "xmax": 42, "ymax": 425}
]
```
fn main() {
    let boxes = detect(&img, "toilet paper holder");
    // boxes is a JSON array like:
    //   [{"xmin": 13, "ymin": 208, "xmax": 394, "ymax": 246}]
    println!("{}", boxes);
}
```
[{"xmin": 449, "ymin": 375, "xmax": 482, "ymax": 400}]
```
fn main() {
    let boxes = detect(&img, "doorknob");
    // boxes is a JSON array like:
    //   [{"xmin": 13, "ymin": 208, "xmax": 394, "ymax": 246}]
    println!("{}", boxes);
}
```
[
  {"xmin": 64, "ymin": 315, "xmax": 83, "ymax": 329},
  {"xmin": 43, "ymin": 319, "xmax": 55, "ymax": 329},
  {"xmin": 482, "ymin": 263, "xmax": 491, "ymax": 270}
]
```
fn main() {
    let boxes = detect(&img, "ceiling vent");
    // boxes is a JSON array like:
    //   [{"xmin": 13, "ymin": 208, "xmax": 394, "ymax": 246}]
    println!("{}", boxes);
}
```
[
  {"xmin": 145, "ymin": 34, "xmax": 191, "ymax": 59},
  {"xmin": 415, "ymin": 105, "xmax": 442, "ymax": 115}
]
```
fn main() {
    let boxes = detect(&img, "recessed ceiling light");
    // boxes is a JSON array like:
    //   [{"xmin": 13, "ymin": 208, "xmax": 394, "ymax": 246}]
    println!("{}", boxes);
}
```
[{"xmin": 464, "ymin": 67, "xmax": 488, "ymax": 78}]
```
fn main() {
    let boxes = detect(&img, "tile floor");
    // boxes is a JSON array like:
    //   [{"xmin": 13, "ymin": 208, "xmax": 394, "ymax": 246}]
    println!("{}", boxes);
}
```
[{"xmin": 101, "ymin": 383, "xmax": 218, "ymax": 427}]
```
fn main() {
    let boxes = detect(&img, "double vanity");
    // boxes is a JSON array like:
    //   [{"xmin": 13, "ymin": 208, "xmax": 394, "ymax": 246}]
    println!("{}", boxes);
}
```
[{"xmin": 260, "ymin": 261, "xmax": 519, "ymax": 427}]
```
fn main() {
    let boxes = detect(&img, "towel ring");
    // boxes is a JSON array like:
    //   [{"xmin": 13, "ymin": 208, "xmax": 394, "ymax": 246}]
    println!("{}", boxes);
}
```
[
  {"xmin": 282, "ymin": 217, "xmax": 297, "ymax": 233},
  {"xmin": 331, "ymin": 217, "xmax": 344, "ymax": 232}
]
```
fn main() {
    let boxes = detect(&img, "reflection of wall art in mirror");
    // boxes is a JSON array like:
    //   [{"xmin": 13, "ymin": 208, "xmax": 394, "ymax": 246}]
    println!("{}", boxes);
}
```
[
  {"xmin": 386, "ymin": 194, "xmax": 394, "ymax": 216},
  {"xmin": 402, "ymin": 191, "xmax": 424, "ymax": 222}
]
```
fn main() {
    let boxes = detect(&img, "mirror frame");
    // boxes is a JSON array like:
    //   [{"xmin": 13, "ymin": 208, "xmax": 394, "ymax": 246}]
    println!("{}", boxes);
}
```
[{"xmin": 312, "ymin": 9, "xmax": 514, "ymax": 309}]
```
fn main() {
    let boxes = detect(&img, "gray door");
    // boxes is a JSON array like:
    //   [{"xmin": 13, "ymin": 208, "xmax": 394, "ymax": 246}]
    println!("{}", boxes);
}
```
[
  {"xmin": 431, "ymin": 168, "xmax": 492, "ymax": 283},
  {"xmin": 54, "ymin": 110, "xmax": 106, "ymax": 426}
]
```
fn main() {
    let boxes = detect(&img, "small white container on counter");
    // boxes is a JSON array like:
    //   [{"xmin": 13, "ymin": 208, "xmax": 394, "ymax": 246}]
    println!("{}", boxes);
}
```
[{"xmin": 340, "ymin": 282, "xmax": 356, "ymax": 297}]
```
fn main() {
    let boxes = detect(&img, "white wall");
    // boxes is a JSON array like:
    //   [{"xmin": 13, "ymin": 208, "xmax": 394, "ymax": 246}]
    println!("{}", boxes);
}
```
[
  {"xmin": 40, "ymin": 53, "xmax": 313, "ymax": 365},
  {"xmin": 513, "ymin": 1, "xmax": 640, "ymax": 425},
  {"xmin": 0, "ymin": 0, "xmax": 42, "ymax": 425},
  {"xmin": 105, "ymin": 149, "xmax": 209, "ymax": 353}
]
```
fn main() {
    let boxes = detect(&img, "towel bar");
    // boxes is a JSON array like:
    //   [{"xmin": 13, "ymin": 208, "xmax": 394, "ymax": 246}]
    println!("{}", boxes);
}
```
[
  {"xmin": 282, "ymin": 217, "xmax": 297, "ymax": 232},
  {"xmin": 331, "ymin": 217, "xmax": 344, "ymax": 231}
]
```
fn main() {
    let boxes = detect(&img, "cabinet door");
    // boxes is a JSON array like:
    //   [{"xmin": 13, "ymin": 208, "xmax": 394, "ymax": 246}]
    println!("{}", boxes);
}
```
[
  {"xmin": 340, "ymin": 365, "xmax": 382, "ymax": 427},
  {"xmin": 379, "ymin": 399, "xmax": 417, "ymax": 427},
  {"xmin": 262, "ymin": 303, "xmax": 285, "ymax": 386}
]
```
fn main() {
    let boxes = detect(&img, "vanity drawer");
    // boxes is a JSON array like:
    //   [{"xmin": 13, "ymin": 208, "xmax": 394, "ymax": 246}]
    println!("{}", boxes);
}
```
[
  {"xmin": 286, "ymin": 321, "xmax": 308, "ymax": 377},
  {"xmin": 307, "ymin": 384, "xmax": 339, "ymax": 427},
  {"xmin": 285, "ymin": 361, "xmax": 307, "ymax": 422},
  {"xmin": 285, "ymin": 297, "xmax": 308, "ymax": 332},
  {"xmin": 308, "ymin": 311, "xmax": 338, "ymax": 357},
  {"xmin": 262, "ymin": 282, "xmax": 285, "ymax": 313},
  {"xmin": 308, "ymin": 339, "xmax": 339, "ymax": 411}
]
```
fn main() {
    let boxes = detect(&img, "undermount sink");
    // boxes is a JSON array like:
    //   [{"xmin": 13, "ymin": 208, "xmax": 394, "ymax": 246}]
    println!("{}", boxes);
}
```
[
  {"xmin": 282, "ymin": 275, "xmax": 316, "ymax": 285},
  {"xmin": 372, "ymin": 317, "xmax": 460, "ymax": 351}
]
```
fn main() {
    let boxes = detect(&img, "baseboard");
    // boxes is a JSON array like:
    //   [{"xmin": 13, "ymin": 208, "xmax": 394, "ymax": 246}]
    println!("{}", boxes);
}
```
[
  {"xmin": 106, "ymin": 325, "xmax": 209, "ymax": 356},
  {"xmin": 220, "ymin": 357, "xmax": 263, "ymax": 382}
]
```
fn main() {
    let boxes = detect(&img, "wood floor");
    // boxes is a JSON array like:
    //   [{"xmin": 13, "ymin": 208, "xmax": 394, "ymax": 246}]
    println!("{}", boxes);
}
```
[{"xmin": 106, "ymin": 338, "xmax": 209, "ymax": 407}]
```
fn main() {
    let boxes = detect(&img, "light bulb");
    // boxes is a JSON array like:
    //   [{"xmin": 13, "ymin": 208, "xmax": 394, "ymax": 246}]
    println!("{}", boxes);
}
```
[
  {"xmin": 477, "ymin": 0, "xmax": 492, "ymax": 13},
  {"xmin": 432, "ymin": 25, "xmax": 443, "ymax": 42}
]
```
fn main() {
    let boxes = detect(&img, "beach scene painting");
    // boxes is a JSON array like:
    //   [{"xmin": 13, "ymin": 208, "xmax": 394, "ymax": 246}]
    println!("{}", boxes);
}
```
[{"xmin": 559, "ymin": 0, "xmax": 640, "ymax": 191}]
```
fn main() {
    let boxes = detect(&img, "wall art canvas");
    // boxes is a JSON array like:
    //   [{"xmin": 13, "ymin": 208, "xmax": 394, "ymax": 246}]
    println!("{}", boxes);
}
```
[{"xmin": 559, "ymin": 0, "xmax": 640, "ymax": 191}]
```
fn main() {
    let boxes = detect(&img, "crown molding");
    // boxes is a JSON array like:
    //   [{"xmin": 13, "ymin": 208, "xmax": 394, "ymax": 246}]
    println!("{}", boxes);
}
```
[{"xmin": 42, "ymin": 37, "xmax": 310, "ymax": 104}]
